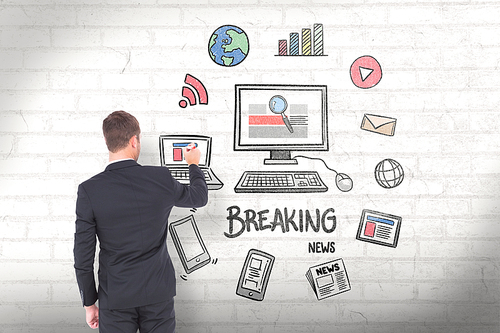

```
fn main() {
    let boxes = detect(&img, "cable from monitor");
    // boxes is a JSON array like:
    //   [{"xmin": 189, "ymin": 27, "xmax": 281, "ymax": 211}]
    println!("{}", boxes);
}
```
[{"xmin": 292, "ymin": 155, "xmax": 353, "ymax": 192}]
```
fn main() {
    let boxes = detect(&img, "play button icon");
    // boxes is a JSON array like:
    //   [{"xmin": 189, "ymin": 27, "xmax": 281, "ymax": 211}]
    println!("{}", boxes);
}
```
[
  {"xmin": 350, "ymin": 56, "xmax": 382, "ymax": 89},
  {"xmin": 359, "ymin": 67, "xmax": 374, "ymax": 81}
]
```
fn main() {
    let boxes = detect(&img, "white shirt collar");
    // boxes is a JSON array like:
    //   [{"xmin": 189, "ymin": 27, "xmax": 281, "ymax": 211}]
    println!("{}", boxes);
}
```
[{"xmin": 106, "ymin": 158, "xmax": 134, "ymax": 167}]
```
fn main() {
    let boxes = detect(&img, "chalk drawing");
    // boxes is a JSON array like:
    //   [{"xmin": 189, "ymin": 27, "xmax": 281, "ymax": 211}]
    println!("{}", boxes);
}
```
[
  {"xmin": 159, "ymin": 135, "xmax": 223, "ymax": 190},
  {"xmin": 356, "ymin": 209, "xmax": 402, "ymax": 248},
  {"xmin": 236, "ymin": 249, "xmax": 275, "ymax": 301}
]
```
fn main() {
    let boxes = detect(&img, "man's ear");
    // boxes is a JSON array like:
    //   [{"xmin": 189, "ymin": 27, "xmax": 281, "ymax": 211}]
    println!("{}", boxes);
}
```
[{"xmin": 129, "ymin": 135, "xmax": 138, "ymax": 148}]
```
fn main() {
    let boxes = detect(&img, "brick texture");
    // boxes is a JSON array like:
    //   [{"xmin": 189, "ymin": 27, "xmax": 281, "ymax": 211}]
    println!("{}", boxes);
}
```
[{"xmin": 0, "ymin": 1, "xmax": 499, "ymax": 332}]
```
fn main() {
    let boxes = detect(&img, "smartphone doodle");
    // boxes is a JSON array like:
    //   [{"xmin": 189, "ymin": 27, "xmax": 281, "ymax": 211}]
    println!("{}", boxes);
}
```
[
  {"xmin": 236, "ymin": 249, "xmax": 275, "ymax": 301},
  {"xmin": 169, "ymin": 215, "xmax": 211, "ymax": 274}
]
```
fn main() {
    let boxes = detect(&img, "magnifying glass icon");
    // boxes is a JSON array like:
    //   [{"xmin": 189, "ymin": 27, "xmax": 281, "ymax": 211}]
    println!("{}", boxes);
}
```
[{"xmin": 269, "ymin": 95, "xmax": 293, "ymax": 133}]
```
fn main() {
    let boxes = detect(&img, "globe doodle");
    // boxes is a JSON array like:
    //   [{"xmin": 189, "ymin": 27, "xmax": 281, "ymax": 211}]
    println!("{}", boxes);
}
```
[
  {"xmin": 208, "ymin": 25, "xmax": 249, "ymax": 67},
  {"xmin": 374, "ymin": 158, "xmax": 404, "ymax": 189}
]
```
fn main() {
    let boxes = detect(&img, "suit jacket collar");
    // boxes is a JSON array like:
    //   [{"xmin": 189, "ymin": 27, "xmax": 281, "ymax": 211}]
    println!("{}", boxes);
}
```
[{"xmin": 105, "ymin": 159, "xmax": 140, "ymax": 171}]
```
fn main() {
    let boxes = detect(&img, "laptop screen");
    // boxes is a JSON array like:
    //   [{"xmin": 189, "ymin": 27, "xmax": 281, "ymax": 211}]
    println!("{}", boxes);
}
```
[{"xmin": 159, "ymin": 135, "xmax": 210, "ymax": 168}]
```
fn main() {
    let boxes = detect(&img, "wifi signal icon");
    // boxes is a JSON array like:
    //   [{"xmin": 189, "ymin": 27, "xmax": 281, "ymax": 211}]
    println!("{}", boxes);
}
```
[{"xmin": 179, "ymin": 74, "xmax": 208, "ymax": 108}]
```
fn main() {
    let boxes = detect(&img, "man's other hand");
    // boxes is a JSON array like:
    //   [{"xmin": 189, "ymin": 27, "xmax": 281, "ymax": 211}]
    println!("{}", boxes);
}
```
[
  {"xmin": 85, "ymin": 304, "xmax": 99, "ymax": 329},
  {"xmin": 184, "ymin": 143, "xmax": 201, "ymax": 166}
]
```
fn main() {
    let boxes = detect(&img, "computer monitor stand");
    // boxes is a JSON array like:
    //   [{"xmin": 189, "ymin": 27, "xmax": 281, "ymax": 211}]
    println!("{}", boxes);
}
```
[{"xmin": 264, "ymin": 150, "xmax": 298, "ymax": 165}]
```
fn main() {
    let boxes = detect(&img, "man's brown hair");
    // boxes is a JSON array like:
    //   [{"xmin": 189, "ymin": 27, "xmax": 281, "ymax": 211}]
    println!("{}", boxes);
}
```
[{"xmin": 102, "ymin": 111, "xmax": 140, "ymax": 153}]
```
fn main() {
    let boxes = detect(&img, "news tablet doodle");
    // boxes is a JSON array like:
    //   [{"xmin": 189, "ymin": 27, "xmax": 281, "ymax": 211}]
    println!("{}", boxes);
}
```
[
  {"xmin": 276, "ymin": 23, "xmax": 327, "ymax": 56},
  {"xmin": 305, "ymin": 258, "xmax": 351, "ymax": 301},
  {"xmin": 350, "ymin": 55, "xmax": 382, "ymax": 89},
  {"xmin": 374, "ymin": 158, "xmax": 404, "ymax": 189},
  {"xmin": 360, "ymin": 113, "xmax": 397, "ymax": 136},
  {"xmin": 236, "ymin": 249, "xmax": 275, "ymax": 301},
  {"xmin": 356, "ymin": 209, "xmax": 402, "ymax": 248}
]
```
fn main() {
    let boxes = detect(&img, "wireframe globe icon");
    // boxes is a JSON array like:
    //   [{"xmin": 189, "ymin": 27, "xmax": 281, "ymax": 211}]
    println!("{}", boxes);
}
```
[
  {"xmin": 374, "ymin": 159, "xmax": 404, "ymax": 189},
  {"xmin": 208, "ymin": 25, "xmax": 249, "ymax": 67}
]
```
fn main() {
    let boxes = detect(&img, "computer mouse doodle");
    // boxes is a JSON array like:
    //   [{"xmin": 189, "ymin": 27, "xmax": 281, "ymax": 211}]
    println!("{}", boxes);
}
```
[{"xmin": 335, "ymin": 173, "xmax": 353, "ymax": 192}]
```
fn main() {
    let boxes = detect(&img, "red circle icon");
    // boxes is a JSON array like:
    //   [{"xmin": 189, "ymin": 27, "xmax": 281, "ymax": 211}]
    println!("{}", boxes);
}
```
[{"xmin": 350, "ymin": 55, "xmax": 382, "ymax": 89}]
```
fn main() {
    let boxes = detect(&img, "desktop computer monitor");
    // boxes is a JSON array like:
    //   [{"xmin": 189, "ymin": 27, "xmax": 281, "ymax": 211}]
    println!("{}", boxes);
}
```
[{"xmin": 234, "ymin": 84, "xmax": 328, "ymax": 164}]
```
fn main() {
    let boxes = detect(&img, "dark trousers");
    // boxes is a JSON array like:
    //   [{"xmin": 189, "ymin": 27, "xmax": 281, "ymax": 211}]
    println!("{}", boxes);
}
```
[{"xmin": 99, "ymin": 298, "xmax": 175, "ymax": 333}]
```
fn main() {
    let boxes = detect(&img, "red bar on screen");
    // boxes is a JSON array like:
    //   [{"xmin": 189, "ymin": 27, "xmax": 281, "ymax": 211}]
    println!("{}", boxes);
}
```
[{"xmin": 249, "ymin": 115, "xmax": 284, "ymax": 125}]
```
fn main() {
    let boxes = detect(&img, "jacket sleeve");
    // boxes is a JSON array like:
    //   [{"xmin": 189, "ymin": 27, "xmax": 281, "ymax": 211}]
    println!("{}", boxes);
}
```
[
  {"xmin": 173, "ymin": 164, "xmax": 209, "ymax": 208},
  {"xmin": 73, "ymin": 184, "xmax": 98, "ymax": 307}
]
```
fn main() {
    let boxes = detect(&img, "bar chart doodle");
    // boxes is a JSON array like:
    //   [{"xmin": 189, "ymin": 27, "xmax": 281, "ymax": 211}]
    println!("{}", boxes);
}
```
[{"xmin": 276, "ymin": 23, "xmax": 327, "ymax": 57}]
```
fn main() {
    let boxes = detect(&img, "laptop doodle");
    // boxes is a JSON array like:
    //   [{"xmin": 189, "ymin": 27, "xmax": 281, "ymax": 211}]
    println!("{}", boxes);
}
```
[{"xmin": 159, "ymin": 135, "xmax": 223, "ymax": 190}]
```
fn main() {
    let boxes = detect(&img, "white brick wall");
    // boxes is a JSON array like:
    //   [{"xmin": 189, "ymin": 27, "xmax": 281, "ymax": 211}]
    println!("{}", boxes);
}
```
[{"xmin": 0, "ymin": 0, "xmax": 499, "ymax": 332}]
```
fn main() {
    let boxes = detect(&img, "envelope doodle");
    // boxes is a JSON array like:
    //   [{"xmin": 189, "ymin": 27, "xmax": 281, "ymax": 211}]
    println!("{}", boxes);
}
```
[{"xmin": 360, "ymin": 114, "xmax": 397, "ymax": 136}]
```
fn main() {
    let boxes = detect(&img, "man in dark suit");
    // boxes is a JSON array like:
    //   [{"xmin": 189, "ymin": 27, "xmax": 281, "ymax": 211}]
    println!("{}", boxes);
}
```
[{"xmin": 74, "ymin": 111, "xmax": 208, "ymax": 332}]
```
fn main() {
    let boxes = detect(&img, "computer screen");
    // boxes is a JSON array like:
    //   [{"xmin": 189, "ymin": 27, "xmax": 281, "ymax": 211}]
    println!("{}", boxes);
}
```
[
  {"xmin": 159, "ymin": 135, "xmax": 210, "ymax": 167},
  {"xmin": 234, "ymin": 84, "xmax": 328, "ymax": 164}
]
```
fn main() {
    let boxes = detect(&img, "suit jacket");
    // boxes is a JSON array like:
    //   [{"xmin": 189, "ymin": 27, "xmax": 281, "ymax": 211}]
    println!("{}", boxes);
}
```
[{"xmin": 73, "ymin": 160, "xmax": 208, "ymax": 310}]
